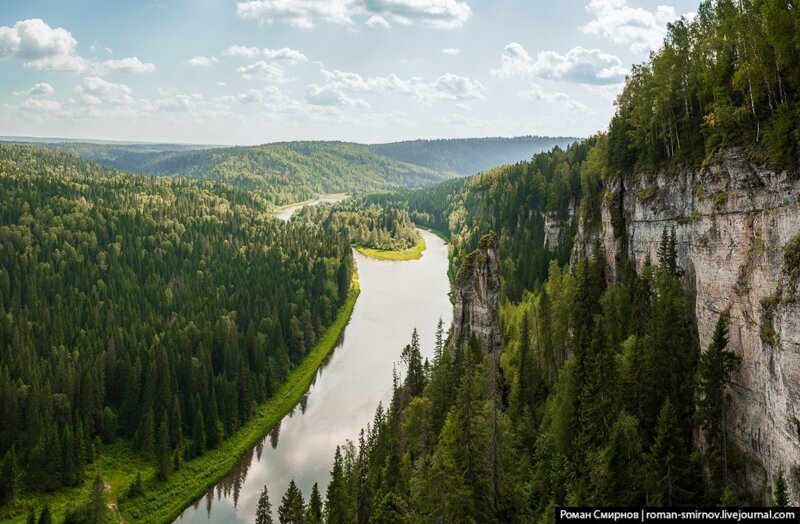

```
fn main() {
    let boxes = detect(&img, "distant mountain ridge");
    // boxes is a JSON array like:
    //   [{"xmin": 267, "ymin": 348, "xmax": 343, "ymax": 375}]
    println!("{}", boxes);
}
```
[
  {"xmin": 370, "ymin": 135, "xmax": 579, "ymax": 176},
  {"xmin": 2, "ymin": 135, "xmax": 580, "ymax": 205}
]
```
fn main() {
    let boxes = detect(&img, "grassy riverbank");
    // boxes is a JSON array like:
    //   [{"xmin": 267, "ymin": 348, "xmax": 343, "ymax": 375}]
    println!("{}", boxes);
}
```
[
  {"xmin": 3, "ymin": 278, "xmax": 360, "ymax": 524},
  {"xmin": 356, "ymin": 234, "xmax": 426, "ymax": 261}
]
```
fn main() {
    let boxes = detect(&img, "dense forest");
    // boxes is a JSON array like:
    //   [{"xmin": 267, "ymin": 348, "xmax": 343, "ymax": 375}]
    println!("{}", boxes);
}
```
[
  {"xmin": 369, "ymin": 136, "xmax": 578, "ymax": 176},
  {"xmin": 293, "ymin": 202, "xmax": 420, "ymax": 251},
  {"xmin": 294, "ymin": 0, "xmax": 800, "ymax": 521},
  {"xmin": 34, "ymin": 141, "xmax": 450, "ymax": 206},
  {"xmin": 0, "ymin": 145, "xmax": 354, "ymax": 520},
  {"xmin": 607, "ymin": 0, "xmax": 800, "ymax": 172}
]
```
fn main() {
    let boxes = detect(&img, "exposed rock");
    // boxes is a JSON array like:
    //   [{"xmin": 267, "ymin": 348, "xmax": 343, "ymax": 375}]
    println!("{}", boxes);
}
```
[
  {"xmin": 581, "ymin": 147, "xmax": 800, "ymax": 504},
  {"xmin": 544, "ymin": 199, "xmax": 576, "ymax": 251},
  {"xmin": 452, "ymin": 232, "xmax": 501, "ymax": 354}
]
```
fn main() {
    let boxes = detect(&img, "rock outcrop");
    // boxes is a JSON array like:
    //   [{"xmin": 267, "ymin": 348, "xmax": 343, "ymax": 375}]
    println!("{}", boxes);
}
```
[
  {"xmin": 583, "ymin": 148, "xmax": 800, "ymax": 504},
  {"xmin": 452, "ymin": 232, "xmax": 501, "ymax": 354}
]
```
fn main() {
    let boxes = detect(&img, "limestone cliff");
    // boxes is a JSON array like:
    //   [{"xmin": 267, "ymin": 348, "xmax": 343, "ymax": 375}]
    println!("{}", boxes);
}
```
[
  {"xmin": 452, "ymin": 232, "xmax": 501, "ymax": 354},
  {"xmin": 583, "ymin": 147, "xmax": 800, "ymax": 503}
]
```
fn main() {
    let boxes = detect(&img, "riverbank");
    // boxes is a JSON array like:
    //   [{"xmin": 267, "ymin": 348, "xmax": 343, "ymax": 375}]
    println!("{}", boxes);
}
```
[
  {"xmin": 3, "ymin": 277, "xmax": 360, "ymax": 524},
  {"xmin": 271, "ymin": 193, "xmax": 348, "ymax": 211},
  {"xmin": 356, "ymin": 234, "xmax": 427, "ymax": 261}
]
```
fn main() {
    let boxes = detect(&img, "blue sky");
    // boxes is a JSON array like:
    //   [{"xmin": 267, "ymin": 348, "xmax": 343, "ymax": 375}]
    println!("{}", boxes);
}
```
[{"xmin": 0, "ymin": 0, "xmax": 698, "ymax": 145}]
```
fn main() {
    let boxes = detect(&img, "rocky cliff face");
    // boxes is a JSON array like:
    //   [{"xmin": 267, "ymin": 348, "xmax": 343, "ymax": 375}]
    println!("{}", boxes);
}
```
[
  {"xmin": 588, "ymin": 148, "xmax": 800, "ymax": 504},
  {"xmin": 452, "ymin": 232, "xmax": 501, "ymax": 354}
]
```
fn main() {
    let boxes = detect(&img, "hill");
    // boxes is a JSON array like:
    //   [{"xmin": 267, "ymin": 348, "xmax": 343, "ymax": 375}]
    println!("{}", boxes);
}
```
[{"xmin": 369, "ymin": 135, "xmax": 579, "ymax": 176}]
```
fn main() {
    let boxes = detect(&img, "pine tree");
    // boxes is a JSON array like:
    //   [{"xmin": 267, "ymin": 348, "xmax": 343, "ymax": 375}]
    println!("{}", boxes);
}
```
[
  {"xmin": 774, "ymin": 470, "xmax": 788, "ymax": 507},
  {"xmin": 306, "ymin": 483, "xmax": 322, "ymax": 524},
  {"xmin": 696, "ymin": 309, "xmax": 741, "ymax": 488},
  {"xmin": 255, "ymin": 485, "xmax": 273, "ymax": 524},
  {"xmin": 278, "ymin": 480, "xmax": 305, "ymax": 524},
  {"xmin": 401, "ymin": 329, "xmax": 425, "ymax": 396}
]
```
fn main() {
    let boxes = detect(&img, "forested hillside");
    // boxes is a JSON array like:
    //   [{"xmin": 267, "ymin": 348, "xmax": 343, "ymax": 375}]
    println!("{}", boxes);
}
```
[
  {"xmin": 300, "ymin": 0, "xmax": 800, "ymax": 521},
  {"xmin": 35, "ymin": 141, "xmax": 451, "ymax": 206},
  {"xmin": 370, "ymin": 136, "xmax": 578, "ymax": 176},
  {"xmin": 0, "ymin": 145, "xmax": 354, "ymax": 520}
]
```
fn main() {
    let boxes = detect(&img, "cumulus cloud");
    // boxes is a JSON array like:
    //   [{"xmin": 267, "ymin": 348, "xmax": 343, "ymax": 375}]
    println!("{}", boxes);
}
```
[
  {"xmin": 185, "ymin": 56, "xmax": 218, "ymax": 67},
  {"xmin": 306, "ymin": 84, "xmax": 368, "ymax": 107},
  {"xmin": 493, "ymin": 42, "xmax": 626, "ymax": 85},
  {"xmin": 519, "ymin": 84, "xmax": 591, "ymax": 113},
  {"xmin": 442, "ymin": 48, "xmax": 460, "ymax": 55},
  {"xmin": 237, "ymin": 61, "xmax": 287, "ymax": 81},
  {"xmin": 98, "ymin": 57, "xmax": 156, "ymax": 73},
  {"xmin": 0, "ymin": 19, "xmax": 155, "ymax": 74},
  {"xmin": 582, "ymin": 0, "xmax": 688, "ymax": 54},
  {"xmin": 20, "ymin": 98, "xmax": 61, "ymax": 112},
  {"xmin": 74, "ymin": 76, "xmax": 134, "ymax": 105},
  {"xmin": 236, "ymin": 0, "xmax": 471, "ymax": 29},
  {"xmin": 317, "ymin": 69, "xmax": 485, "ymax": 102},
  {"xmin": 14, "ymin": 82, "xmax": 55, "ymax": 97},
  {"xmin": 224, "ymin": 46, "xmax": 308, "ymax": 65}
]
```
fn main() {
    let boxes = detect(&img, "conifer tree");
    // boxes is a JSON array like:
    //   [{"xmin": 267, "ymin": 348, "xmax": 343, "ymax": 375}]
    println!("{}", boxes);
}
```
[
  {"xmin": 156, "ymin": 418, "xmax": 172, "ymax": 481},
  {"xmin": 278, "ymin": 480, "xmax": 305, "ymax": 524},
  {"xmin": 325, "ymin": 447, "xmax": 349, "ymax": 524},
  {"xmin": 306, "ymin": 483, "xmax": 322, "ymax": 524},
  {"xmin": 644, "ymin": 399, "xmax": 693, "ymax": 505},
  {"xmin": 255, "ymin": 485, "xmax": 273, "ymax": 524},
  {"xmin": 696, "ymin": 309, "xmax": 740, "ymax": 488},
  {"xmin": 773, "ymin": 470, "xmax": 788, "ymax": 507}
]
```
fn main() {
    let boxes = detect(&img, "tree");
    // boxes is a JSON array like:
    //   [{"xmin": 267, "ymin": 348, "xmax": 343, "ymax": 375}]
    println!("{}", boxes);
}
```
[
  {"xmin": 696, "ymin": 309, "xmax": 741, "ymax": 488},
  {"xmin": 89, "ymin": 475, "xmax": 106, "ymax": 524},
  {"xmin": 37, "ymin": 505, "xmax": 52, "ymax": 524},
  {"xmin": 255, "ymin": 485, "xmax": 274, "ymax": 524},
  {"xmin": 325, "ymin": 447, "xmax": 349, "ymax": 524},
  {"xmin": 278, "ymin": 480, "xmax": 305, "ymax": 524},
  {"xmin": 774, "ymin": 470, "xmax": 788, "ymax": 507},
  {"xmin": 0, "ymin": 447, "xmax": 18, "ymax": 503},
  {"xmin": 156, "ymin": 418, "xmax": 172, "ymax": 481},
  {"xmin": 644, "ymin": 399, "xmax": 693, "ymax": 505},
  {"xmin": 305, "ymin": 483, "xmax": 322, "ymax": 524}
]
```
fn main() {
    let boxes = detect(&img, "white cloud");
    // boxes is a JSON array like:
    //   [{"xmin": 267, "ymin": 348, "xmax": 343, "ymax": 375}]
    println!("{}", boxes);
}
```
[
  {"xmin": 493, "ymin": 42, "xmax": 626, "ymax": 85},
  {"xmin": 582, "ymin": 0, "xmax": 686, "ymax": 54},
  {"xmin": 519, "ymin": 84, "xmax": 591, "ymax": 113},
  {"xmin": 366, "ymin": 15, "xmax": 391, "ymax": 29},
  {"xmin": 315, "ymin": 69, "xmax": 485, "ymax": 102},
  {"xmin": 20, "ymin": 98, "xmax": 61, "ymax": 112},
  {"xmin": 442, "ymin": 48, "xmax": 460, "ymax": 55},
  {"xmin": 185, "ymin": 56, "xmax": 218, "ymax": 67},
  {"xmin": 237, "ymin": 61, "xmax": 286, "ymax": 81},
  {"xmin": 224, "ymin": 46, "xmax": 308, "ymax": 65},
  {"xmin": 14, "ymin": 82, "xmax": 55, "ymax": 97},
  {"xmin": 99, "ymin": 57, "xmax": 156, "ymax": 73},
  {"xmin": 236, "ymin": 0, "xmax": 471, "ymax": 29},
  {"xmin": 306, "ymin": 84, "xmax": 368, "ymax": 107},
  {"xmin": 0, "ymin": 19, "xmax": 155, "ymax": 74},
  {"xmin": 74, "ymin": 76, "xmax": 134, "ymax": 105}
]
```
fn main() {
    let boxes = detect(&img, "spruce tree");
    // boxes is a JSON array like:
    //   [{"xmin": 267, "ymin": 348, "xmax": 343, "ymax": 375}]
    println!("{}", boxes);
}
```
[
  {"xmin": 306, "ymin": 483, "xmax": 323, "ymax": 524},
  {"xmin": 644, "ymin": 399, "xmax": 693, "ymax": 505},
  {"xmin": 37, "ymin": 504, "xmax": 52, "ymax": 524},
  {"xmin": 774, "ymin": 470, "xmax": 788, "ymax": 507},
  {"xmin": 255, "ymin": 485, "xmax": 273, "ymax": 524},
  {"xmin": 278, "ymin": 480, "xmax": 305, "ymax": 524},
  {"xmin": 156, "ymin": 418, "xmax": 172, "ymax": 481},
  {"xmin": 325, "ymin": 447, "xmax": 348, "ymax": 524},
  {"xmin": 696, "ymin": 309, "xmax": 740, "ymax": 488},
  {"xmin": 89, "ymin": 475, "xmax": 105, "ymax": 523}
]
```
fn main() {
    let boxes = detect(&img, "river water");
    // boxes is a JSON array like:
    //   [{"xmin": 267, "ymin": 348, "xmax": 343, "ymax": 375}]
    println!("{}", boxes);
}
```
[
  {"xmin": 272, "ymin": 195, "xmax": 346, "ymax": 222},
  {"xmin": 175, "ymin": 225, "xmax": 452, "ymax": 523}
]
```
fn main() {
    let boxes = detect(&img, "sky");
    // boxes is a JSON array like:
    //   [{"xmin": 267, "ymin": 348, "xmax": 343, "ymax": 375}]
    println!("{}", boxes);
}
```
[{"xmin": 0, "ymin": 0, "xmax": 698, "ymax": 145}]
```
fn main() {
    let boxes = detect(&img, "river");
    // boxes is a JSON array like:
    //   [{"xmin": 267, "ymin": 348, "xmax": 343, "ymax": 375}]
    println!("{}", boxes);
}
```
[
  {"xmin": 272, "ymin": 195, "xmax": 346, "ymax": 222},
  {"xmin": 175, "ymin": 222, "xmax": 452, "ymax": 522}
]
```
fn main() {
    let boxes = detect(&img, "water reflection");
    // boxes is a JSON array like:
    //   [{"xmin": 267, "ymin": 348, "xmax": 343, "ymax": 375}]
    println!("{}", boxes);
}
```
[{"xmin": 176, "ymin": 229, "xmax": 452, "ymax": 523}]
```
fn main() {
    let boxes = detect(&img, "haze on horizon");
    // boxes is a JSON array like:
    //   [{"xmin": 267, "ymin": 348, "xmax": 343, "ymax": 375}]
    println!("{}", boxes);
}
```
[{"xmin": 1, "ymin": 0, "xmax": 697, "ymax": 146}]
